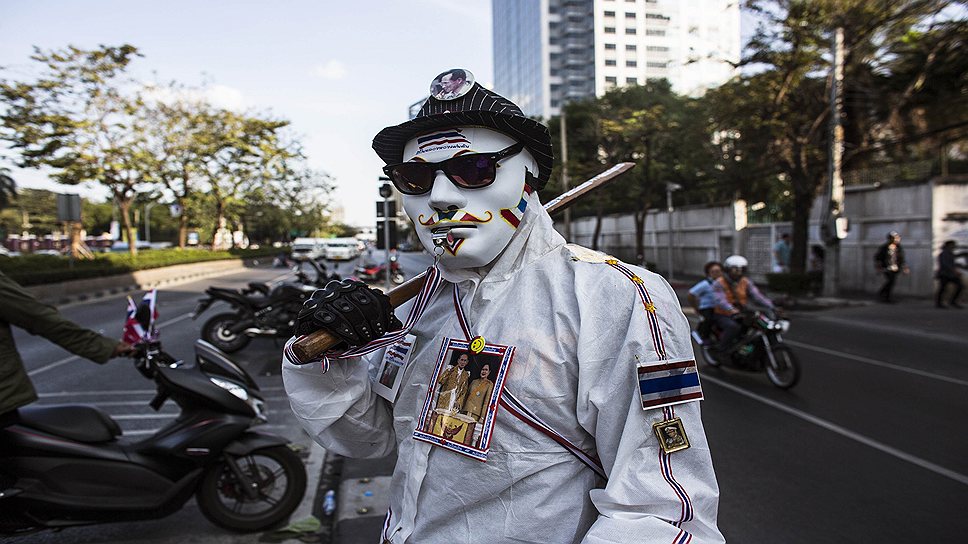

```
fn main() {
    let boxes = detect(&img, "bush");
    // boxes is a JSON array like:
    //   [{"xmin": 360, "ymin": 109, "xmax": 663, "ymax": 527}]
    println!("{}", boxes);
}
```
[
  {"xmin": 766, "ymin": 272, "xmax": 815, "ymax": 296},
  {"xmin": 0, "ymin": 247, "xmax": 280, "ymax": 286}
]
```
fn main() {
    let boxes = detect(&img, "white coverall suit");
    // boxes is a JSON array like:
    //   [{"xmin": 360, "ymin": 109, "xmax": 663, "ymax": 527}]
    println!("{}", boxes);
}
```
[{"xmin": 283, "ymin": 191, "xmax": 724, "ymax": 543}]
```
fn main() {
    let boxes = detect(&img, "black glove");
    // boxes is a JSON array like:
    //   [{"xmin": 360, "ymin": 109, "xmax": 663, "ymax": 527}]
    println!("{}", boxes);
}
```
[{"xmin": 295, "ymin": 279, "xmax": 402, "ymax": 349}]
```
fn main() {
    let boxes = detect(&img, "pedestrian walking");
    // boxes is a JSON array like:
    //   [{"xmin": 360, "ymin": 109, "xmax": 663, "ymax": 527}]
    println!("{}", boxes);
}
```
[
  {"xmin": 935, "ymin": 240, "xmax": 964, "ymax": 309},
  {"xmin": 874, "ymin": 231, "xmax": 909, "ymax": 303},
  {"xmin": 773, "ymin": 233, "xmax": 791, "ymax": 273}
]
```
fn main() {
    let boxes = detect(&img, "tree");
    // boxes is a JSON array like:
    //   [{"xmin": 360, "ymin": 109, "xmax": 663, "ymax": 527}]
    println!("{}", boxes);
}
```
[
  {"xmin": 0, "ymin": 44, "xmax": 154, "ymax": 255},
  {"xmin": 194, "ymin": 109, "xmax": 290, "ymax": 248},
  {"xmin": 706, "ymin": 0, "xmax": 963, "ymax": 272},
  {"xmin": 0, "ymin": 167, "xmax": 15, "ymax": 210}
]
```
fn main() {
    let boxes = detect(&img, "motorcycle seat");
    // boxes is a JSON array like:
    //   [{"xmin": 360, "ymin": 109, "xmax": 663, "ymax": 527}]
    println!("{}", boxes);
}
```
[
  {"xmin": 208, "ymin": 287, "xmax": 274, "ymax": 309},
  {"xmin": 17, "ymin": 404, "xmax": 122, "ymax": 443}
]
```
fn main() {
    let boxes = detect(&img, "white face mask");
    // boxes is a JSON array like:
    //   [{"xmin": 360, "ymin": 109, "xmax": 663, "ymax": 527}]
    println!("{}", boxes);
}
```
[{"xmin": 401, "ymin": 127, "xmax": 538, "ymax": 269}]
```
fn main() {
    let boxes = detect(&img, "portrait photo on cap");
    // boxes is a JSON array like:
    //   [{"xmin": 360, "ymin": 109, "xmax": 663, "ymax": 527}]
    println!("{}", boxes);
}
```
[{"xmin": 431, "ymin": 68, "xmax": 474, "ymax": 101}]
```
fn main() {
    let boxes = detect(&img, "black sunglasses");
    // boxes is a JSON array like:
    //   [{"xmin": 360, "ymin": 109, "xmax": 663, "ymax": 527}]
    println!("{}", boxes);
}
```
[{"xmin": 383, "ymin": 143, "xmax": 525, "ymax": 195}]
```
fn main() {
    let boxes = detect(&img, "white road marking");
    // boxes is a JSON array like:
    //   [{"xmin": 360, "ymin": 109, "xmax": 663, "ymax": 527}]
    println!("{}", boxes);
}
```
[
  {"xmin": 783, "ymin": 339, "xmax": 968, "ymax": 387},
  {"xmin": 684, "ymin": 315, "xmax": 968, "ymax": 387},
  {"xmin": 38, "ymin": 389, "xmax": 158, "ymax": 397},
  {"xmin": 122, "ymin": 423, "xmax": 288, "ymax": 437},
  {"xmin": 703, "ymin": 374, "xmax": 968, "ymax": 487}
]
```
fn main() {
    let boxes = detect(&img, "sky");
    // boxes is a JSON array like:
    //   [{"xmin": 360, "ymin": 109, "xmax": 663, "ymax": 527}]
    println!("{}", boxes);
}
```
[{"xmin": 0, "ymin": 0, "xmax": 494, "ymax": 226}]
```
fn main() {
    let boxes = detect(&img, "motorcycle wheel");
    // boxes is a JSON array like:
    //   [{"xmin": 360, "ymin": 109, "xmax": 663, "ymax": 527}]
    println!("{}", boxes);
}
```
[
  {"xmin": 391, "ymin": 271, "xmax": 405, "ymax": 285},
  {"xmin": 765, "ymin": 344, "xmax": 800, "ymax": 389},
  {"xmin": 696, "ymin": 343, "xmax": 723, "ymax": 368},
  {"xmin": 196, "ymin": 446, "xmax": 307, "ymax": 532},
  {"xmin": 201, "ymin": 313, "xmax": 251, "ymax": 353}
]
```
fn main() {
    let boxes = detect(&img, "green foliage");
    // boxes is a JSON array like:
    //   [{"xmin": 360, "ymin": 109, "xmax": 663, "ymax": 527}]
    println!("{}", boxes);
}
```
[{"xmin": 0, "ymin": 247, "xmax": 280, "ymax": 286}]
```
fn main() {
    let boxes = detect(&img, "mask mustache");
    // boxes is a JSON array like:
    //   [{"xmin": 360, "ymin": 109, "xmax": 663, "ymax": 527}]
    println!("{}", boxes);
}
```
[{"xmin": 418, "ymin": 210, "xmax": 493, "ymax": 226}]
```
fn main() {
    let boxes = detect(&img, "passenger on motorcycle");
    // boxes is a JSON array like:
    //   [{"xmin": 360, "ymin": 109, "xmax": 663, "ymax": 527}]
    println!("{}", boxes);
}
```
[
  {"xmin": 687, "ymin": 261, "xmax": 723, "ymax": 338},
  {"xmin": 711, "ymin": 255, "xmax": 775, "ymax": 352}
]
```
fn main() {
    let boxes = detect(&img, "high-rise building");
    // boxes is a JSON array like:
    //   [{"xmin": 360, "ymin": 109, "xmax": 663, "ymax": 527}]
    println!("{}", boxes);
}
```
[{"xmin": 493, "ymin": 0, "xmax": 741, "ymax": 119}]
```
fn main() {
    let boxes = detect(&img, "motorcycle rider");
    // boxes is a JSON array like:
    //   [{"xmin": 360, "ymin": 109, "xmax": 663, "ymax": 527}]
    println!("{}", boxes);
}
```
[
  {"xmin": 687, "ymin": 260, "xmax": 723, "ymax": 339},
  {"xmin": 283, "ymin": 69, "xmax": 723, "ymax": 543},
  {"xmin": 0, "ymin": 269, "xmax": 132, "ymax": 428},
  {"xmin": 711, "ymin": 255, "xmax": 775, "ymax": 353}
]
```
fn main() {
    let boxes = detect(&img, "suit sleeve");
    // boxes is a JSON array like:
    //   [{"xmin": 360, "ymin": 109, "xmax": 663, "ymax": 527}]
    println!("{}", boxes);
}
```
[
  {"xmin": 0, "ymin": 273, "xmax": 117, "ymax": 363},
  {"xmin": 282, "ymin": 349, "xmax": 396, "ymax": 458},
  {"xmin": 575, "ymin": 270, "xmax": 724, "ymax": 544}
]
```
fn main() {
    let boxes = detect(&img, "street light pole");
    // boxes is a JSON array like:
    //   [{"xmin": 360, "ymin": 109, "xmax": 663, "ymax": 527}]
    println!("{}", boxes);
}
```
[
  {"xmin": 379, "ymin": 178, "xmax": 393, "ymax": 292},
  {"xmin": 144, "ymin": 202, "xmax": 158, "ymax": 245},
  {"xmin": 665, "ymin": 183, "xmax": 682, "ymax": 280}
]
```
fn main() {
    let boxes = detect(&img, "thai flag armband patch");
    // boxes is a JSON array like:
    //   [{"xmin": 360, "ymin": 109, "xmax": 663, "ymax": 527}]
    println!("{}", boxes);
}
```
[{"xmin": 636, "ymin": 357, "xmax": 703, "ymax": 410}]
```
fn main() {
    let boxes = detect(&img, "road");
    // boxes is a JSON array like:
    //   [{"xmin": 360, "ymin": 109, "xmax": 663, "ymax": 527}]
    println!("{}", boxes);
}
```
[
  {"xmin": 6, "ymin": 251, "xmax": 967, "ymax": 543},
  {"xmin": 4, "ymin": 252, "xmax": 430, "ymax": 544}
]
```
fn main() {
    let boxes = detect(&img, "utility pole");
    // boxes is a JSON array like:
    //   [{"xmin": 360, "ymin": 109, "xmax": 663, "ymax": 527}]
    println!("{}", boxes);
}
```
[
  {"xmin": 665, "ymin": 182, "xmax": 682, "ymax": 280},
  {"xmin": 560, "ymin": 105, "xmax": 571, "ymax": 241},
  {"xmin": 379, "ymin": 178, "xmax": 393, "ymax": 292},
  {"xmin": 822, "ymin": 27, "xmax": 846, "ymax": 297}
]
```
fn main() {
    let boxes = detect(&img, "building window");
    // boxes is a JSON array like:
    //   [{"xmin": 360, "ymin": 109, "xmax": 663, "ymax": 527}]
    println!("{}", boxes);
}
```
[
  {"xmin": 626, "ymin": 77, "xmax": 638, "ymax": 84},
  {"xmin": 605, "ymin": 43, "xmax": 617, "ymax": 50},
  {"xmin": 646, "ymin": 13, "xmax": 670, "ymax": 20},
  {"xmin": 605, "ymin": 27, "xmax": 616, "ymax": 33},
  {"xmin": 604, "ymin": 10, "xmax": 615, "ymax": 16},
  {"xmin": 605, "ymin": 76, "xmax": 618, "ymax": 85},
  {"xmin": 551, "ymin": 100, "xmax": 561, "ymax": 108},
  {"xmin": 646, "ymin": 45, "xmax": 669, "ymax": 52},
  {"xmin": 626, "ymin": 44, "xmax": 637, "ymax": 51},
  {"xmin": 626, "ymin": 12, "xmax": 636, "ymax": 18},
  {"xmin": 626, "ymin": 60, "xmax": 637, "ymax": 67},
  {"xmin": 605, "ymin": 59, "xmax": 617, "ymax": 66},
  {"xmin": 625, "ymin": 27, "xmax": 637, "ymax": 34},
  {"xmin": 646, "ymin": 29, "xmax": 666, "ymax": 36},
  {"xmin": 646, "ymin": 61, "xmax": 667, "ymax": 68}
]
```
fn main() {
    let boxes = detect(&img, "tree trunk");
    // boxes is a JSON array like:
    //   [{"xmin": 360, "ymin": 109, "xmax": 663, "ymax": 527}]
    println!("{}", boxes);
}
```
[
  {"xmin": 634, "ymin": 210, "xmax": 646, "ymax": 266},
  {"xmin": 790, "ymin": 184, "xmax": 813, "ymax": 274},
  {"xmin": 592, "ymin": 197, "xmax": 603, "ymax": 251},
  {"xmin": 178, "ymin": 211, "xmax": 188, "ymax": 249},
  {"xmin": 212, "ymin": 199, "xmax": 224, "ymax": 250},
  {"xmin": 117, "ymin": 199, "xmax": 137, "ymax": 257}
]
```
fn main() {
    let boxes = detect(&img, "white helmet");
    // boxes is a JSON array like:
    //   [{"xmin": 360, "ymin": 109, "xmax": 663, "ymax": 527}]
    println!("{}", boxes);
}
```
[{"xmin": 723, "ymin": 255, "xmax": 748, "ymax": 269}]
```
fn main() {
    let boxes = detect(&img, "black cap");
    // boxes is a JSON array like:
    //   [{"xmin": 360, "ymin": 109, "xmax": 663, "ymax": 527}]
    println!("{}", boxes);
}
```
[{"xmin": 372, "ymin": 68, "xmax": 554, "ymax": 190}]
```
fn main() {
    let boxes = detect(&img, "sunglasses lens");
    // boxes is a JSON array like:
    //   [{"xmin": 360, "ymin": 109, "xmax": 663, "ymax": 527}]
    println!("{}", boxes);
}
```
[
  {"xmin": 389, "ymin": 164, "xmax": 433, "ymax": 194},
  {"xmin": 448, "ymin": 155, "xmax": 496, "ymax": 188}
]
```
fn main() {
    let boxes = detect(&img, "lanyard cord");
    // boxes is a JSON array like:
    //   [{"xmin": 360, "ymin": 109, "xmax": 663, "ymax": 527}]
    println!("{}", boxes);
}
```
[{"xmin": 452, "ymin": 283, "xmax": 606, "ymax": 480}]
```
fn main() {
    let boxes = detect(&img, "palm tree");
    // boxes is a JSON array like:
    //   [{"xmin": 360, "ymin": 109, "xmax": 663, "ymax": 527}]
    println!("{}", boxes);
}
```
[{"xmin": 0, "ymin": 168, "xmax": 16, "ymax": 210}]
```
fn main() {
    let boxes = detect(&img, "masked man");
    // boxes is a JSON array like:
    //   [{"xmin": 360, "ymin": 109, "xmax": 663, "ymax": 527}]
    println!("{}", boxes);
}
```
[{"xmin": 283, "ymin": 69, "xmax": 723, "ymax": 543}]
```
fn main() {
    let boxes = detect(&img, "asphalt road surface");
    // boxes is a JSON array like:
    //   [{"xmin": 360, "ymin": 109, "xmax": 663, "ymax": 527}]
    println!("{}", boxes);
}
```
[{"xmin": 6, "ymin": 251, "xmax": 967, "ymax": 543}]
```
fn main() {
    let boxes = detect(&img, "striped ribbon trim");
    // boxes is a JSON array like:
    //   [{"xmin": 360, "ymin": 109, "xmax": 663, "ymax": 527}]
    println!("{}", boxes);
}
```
[
  {"xmin": 501, "ymin": 391, "xmax": 607, "ymax": 480},
  {"xmin": 283, "ymin": 266, "xmax": 444, "ymax": 371},
  {"xmin": 451, "ymin": 284, "xmax": 472, "ymax": 341},
  {"xmin": 603, "ymin": 261, "xmax": 697, "ymax": 540},
  {"xmin": 605, "ymin": 261, "xmax": 667, "ymax": 359},
  {"xmin": 660, "ymin": 405, "xmax": 694, "ymax": 532},
  {"xmin": 382, "ymin": 506, "xmax": 392, "ymax": 542}
]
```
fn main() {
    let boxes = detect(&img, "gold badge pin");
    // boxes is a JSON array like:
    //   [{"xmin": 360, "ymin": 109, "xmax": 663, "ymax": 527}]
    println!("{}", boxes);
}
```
[
  {"xmin": 653, "ymin": 417, "xmax": 690, "ymax": 454},
  {"xmin": 469, "ymin": 336, "xmax": 486, "ymax": 355}
]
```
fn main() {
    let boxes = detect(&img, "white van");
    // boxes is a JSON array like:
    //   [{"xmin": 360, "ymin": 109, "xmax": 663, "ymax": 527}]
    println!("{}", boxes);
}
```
[
  {"xmin": 290, "ymin": 238, "xmax": 327, "ymax": 261},
  {"xmin": 324, "ymin": 238, "xmax": 361, "ymax": 261}
]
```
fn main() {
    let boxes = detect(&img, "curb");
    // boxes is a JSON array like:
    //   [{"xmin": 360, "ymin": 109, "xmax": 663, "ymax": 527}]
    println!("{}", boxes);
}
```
[{"xmin": 25, "ymin": 259, "xmax": 270, "ymax": 307}]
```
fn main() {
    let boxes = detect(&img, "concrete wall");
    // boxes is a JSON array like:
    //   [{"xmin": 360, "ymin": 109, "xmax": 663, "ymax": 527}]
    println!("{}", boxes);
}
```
[{"xmin": 558, "ymin": 177, "xmax": 968, "ymax": 296}]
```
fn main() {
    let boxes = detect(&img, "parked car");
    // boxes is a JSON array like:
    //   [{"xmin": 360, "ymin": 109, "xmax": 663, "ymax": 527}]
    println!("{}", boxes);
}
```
[
  {"xmin": 324, "ymin": 238, "xmax": 361, "ymax": 261},
  {"xmin": 289, "ymin": 237, "xmax": 327, "ymax": 261}
]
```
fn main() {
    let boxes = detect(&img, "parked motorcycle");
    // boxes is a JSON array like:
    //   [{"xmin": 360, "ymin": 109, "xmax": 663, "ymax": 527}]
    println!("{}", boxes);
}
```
[
  {"xmin": 354, "ymin": 253, "xmax": 405, "ymax": 285},
  {"xmin": 0, "ymin": 299, "xmax": 307, "ymax": 535},
  {"xmin": 691, "ymin": 309, "xmax": 801, "ymax": 389},
  {"xmin": 193, "ymin": 259, "xmax": 337, "ymax": 353}
]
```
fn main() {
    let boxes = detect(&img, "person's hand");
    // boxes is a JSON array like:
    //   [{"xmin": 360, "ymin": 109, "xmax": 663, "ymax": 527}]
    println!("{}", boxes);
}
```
[
  {"xmin": 295, "ymin": 279, "xmax": 402, "ymax": 350},
  {"xmin": 112, "ymin": 341, "xmax": 135, "ymax": 358}
]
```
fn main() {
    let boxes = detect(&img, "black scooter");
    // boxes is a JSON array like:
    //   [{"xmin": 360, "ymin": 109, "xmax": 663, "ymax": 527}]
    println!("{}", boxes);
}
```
[{"xmin": 0, "ymin": 328, "xmax": 307, "ymax": 534}]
